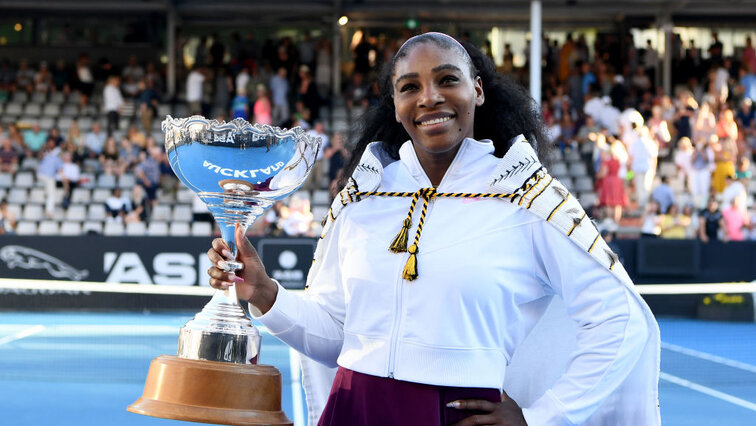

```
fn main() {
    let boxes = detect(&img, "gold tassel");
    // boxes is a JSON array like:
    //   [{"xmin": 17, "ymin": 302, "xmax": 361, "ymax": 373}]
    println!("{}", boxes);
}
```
[
  {"xmin": 389, "ymin": 218, "xmax": 412, "ymax": 253},
  {"xmin": 402, "ymin": 244, "xmax": 419, "ymax": 281}
]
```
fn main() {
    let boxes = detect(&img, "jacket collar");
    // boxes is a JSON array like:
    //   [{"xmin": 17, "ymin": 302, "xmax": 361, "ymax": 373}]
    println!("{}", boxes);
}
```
[{"xmin": 398, "ymin": 138, "xmax": 495, "ymax": 188}]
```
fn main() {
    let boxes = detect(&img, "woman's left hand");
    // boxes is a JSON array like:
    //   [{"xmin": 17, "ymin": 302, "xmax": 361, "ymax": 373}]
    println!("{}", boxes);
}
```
[{"xmin": 449, "ymin": 391, "xmax": 527, "ymax": 426}]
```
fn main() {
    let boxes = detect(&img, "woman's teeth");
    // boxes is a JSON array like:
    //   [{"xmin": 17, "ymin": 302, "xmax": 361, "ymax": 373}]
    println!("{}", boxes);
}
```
[{"xmin": 419, "ymin": 116, "xmax": 452, "ymax": 126}]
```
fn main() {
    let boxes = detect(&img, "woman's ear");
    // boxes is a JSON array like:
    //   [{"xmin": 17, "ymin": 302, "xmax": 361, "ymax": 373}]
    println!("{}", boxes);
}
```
[{"xmin": 474, "ymin": 76, "xmax": 485, "ymax": 106}]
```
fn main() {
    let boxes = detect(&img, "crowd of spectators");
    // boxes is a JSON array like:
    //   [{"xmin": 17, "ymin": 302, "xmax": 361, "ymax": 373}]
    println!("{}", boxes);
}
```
[{"xmin": 1, "ymin": 29, "xmax": 756, "ymax": 241}]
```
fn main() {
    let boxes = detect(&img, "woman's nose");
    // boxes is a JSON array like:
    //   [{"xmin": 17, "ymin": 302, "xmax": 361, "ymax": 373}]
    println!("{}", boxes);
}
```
[{"xmin": 418, "ymin": 85, "xmax": 443, "ymax": 108}]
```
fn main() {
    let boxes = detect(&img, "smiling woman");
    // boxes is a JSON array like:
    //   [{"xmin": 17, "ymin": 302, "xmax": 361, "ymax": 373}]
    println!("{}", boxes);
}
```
[{"xmin": 205, "ymin": 32, "xmax": 661, "ymax": 426}]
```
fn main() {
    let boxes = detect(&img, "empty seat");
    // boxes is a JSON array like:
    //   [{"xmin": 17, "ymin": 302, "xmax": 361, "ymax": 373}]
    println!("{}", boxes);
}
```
[
  {"xmin": 65, "ymin": 205, "xmax": 87, "ymax": 221},
  {"xmin": 559, "ymin": 177, "xmax": 574, "ymax": 192},
  {"xmin": 6, "ymin": 203, "xmax": 22, "ymax": 218},
  {"xmin": 62, "ymin": 104, "xmax": 79, "ymax": 117},
  {"xmin": 0, "ymin": 173, "xmax": 12, "ymax": 188},
  {"xmin": 564, "ymin": 150, "xmax": 581, "ymax": 162},
  {"xmin": 169, "ymin": 222, "xmax": 191, "ymax": 236},
  {"xmin": 147, "ymin": 221, "xmax": 168, "ymax": 236},
  {"xmin": 42, "ymin": 104, "xmax": 61, "ymax": 117},
  {"xmin": 14, "ymin": 171, "xmax": 34, "ymax": 188},
  {"xmin": 574, "ymin": 177, "xmax": 594, "ymax": 193},
  {"xmin": 28, "ymin": 188, "xmax": 45, "ymax": 204},
  {"xmin": 60, "ymin": 221, "xmax": 82, "ymax": 236},
  {"xmin": 77, "ymin": 117, "xmax": 93, "ymax": 131},
  {"xmin": 91, "ymin": 188, "xmax": 111, "ymax": 203},
  {"xmin": 176, "ymin": 189, "xmax": 195, "ymax": 203},
  {"xmin": 68, "ymin": 92, "xmax": 81, "ymax": 104},
  {"xmin": 96, "ymin": 174, "xmax": 116, "ymax": 189},
  {"xmin": 550, "ymin": 162, "xmax": 569, "ymax": 178},
  {"xmin": 151, "ymin": 205, "xmax": 171, "ymax": 221},
  {"xmin": 4, "ymin": 102, "xmax": 23, "ymax": 116},
  {"xmin": 568, "ymin": 162, "xmax": 588, "ymax": 177},
  {"xmin": 88, "ymin": 204, "xmax": 107, "ymax": 221},
  {"xmin": 31, "ymin": 92, "xmax": 47, "ymax": 103},
  {"xmin": 57, "ymin": 116, "xmax": 74, "ymax": 131},
  {"xmin": 125, "ymin": 221, "xmax": 147, "ymax": 236},
  {"xmin": 23, "ymin": 103, "xmax": 42, "ymax": 116},
  {"xmin": 49, "ymin": 92, "xmax": 66, "ymax": 104},
  {"xmin": 311, "ymin": 190, "xmax": 330, "ymax": 206},
  {"xmin": 117, "ymin": 173, "xmax": 135, "ymax": 189},
  {"xmin": 7, "ymin": 188, "xmax": 27, "ymax": 204},
  {"xmin": 81, "ymin": 104, "xmax": 99, "ymax": 116},
  {"xmin": 191, "ymin": 221, "xmax": 213, "ymax": 236},
  {"xmin": 38, "ymin": 220, "xmax": 60, "ymax": 235},
  {"xmin": 39, "ymin": 117, "xmax": 56, "ymax": 130},
  {"xmin": 11, "ymin": 92, "xmax": 28, "ymax": 103},
  {"xmin": 103, "ymin": 221, "xmax": 124, "ymax": 236},
  {"xmin": 578, "ymin": 192, "xmax": 598, "ymax": 209},
  {"xmin": 20, "ymin": 157, "xmax": 39, "ymax": 171},
  {"xmin": 79, "ymin": 172, "xmax": 96, "ymax": 188},
  {"xmin": 70, "ymin": 187, "xmax": 91, "ymax": 204},
  {"xmin": 23, "ymin": 204, "xmax": 44, "ymax": 221},
  {"xmin": 82, "ymin": 222, "xmax": 103, "ymax": 235},
  {"xmin": 172, "ymin": 205, "xmax": 192, "ymax": 221},
  {"xmin": 82, "ymin": 158, "xmax": 100, "ymax": 173},
  {"xmin": 16, "ymin": 221, "xmax": 37, "ymax": 235}
]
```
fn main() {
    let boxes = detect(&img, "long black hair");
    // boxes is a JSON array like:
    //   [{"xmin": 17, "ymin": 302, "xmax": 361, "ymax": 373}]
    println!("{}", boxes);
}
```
[{"xmin": 342, "ymin": 32, "xmax": 550, "ymax": 184}]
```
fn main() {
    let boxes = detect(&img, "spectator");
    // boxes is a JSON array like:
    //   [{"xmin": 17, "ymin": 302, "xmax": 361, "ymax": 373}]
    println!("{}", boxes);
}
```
[
  {"xmin": 186, "ymin": 66, "xmax": 206, "ymax": 115},
  {"xmin": 659, "ymin": 204, "xmax": 688, "ymax": 239},
  {"xmin": 48, "ymin": 127, "xmax": 64, "ymax": 147},
  {"xmin": 279, "ymin": 194, "xmax": 314, "ymax": 237},
  {"xmin": 681, "ymin": 204, "xmax": 699, "ymax": 239},
  {"xmin": 235, "ymin": 65, "xmax": 251, "ymax": 97},
  {"xmin": 122, "ymin": 55, "xmax": 145, "ymax": 84},
  {"xmin": 297, "ymin": 65, "xmax": 320, "ymax": 121},
  {"xmin": 345, "ymin": 72, "xmax": 369, "ymax": 111},
  {"xmin": 15, "ymin": 59, "xmax": 35, "ymax": 93},
  {"xmin": 674, "ymin": 137, "xmax": 694, "ymax": 195},
  {"xmin": 252, "ymin": 84, "xmax": 272, "ymax": 125},
  {"xmin": 735, "ymin": 156, "xmax": 752, "ymax": 180},
  {"xmin": 58, "ymin": 151, "xmax": 80, "ymax": 209},
  {"xmin": 52, "ymin": 59, "xmax": 70, "ymax": 94},
  {"xmin": 264, "ymin": 200, "xmax": 284, "ymax": 236},
  {"xmin": 103, "ymin": 75, "xmax": 124, "ymax": 135},
  {"xmin": 0, "ymin": 198, "xmax": 17, "ymax": 235},
  {"xmin": 126, "ymin": 124, "xmax": 147, "ymax": 149},
  {"xmin": 125, "ymin": 185, "xmax": 149, "ymax": 224},
  {"xmin": 65, "ymin": 122, "xmax": 88, "ymax": 165},
  {"xmin": 33, "ymin": 61, "xmax": 53, "ymax": 94},
  {"xmin": 36, "ymin": 140, "xmax": 63, "ymax": 216},
  {"xmin": 231, "ymin": 87, "xmax": 250, "ymax": 120},
  {"xmin": 135, "ymin": 147, "xmax": 161, "ymax": 206},
  {"xmin": 99, "ymin": 136, "xmax": 120, "ymax": 176},
  {"xmin": 711, "ymin": 135, "xmax": 737, "ymax": 193},
  {"xmin": 721, "ymin": 173, "xmax": 747, "ymax": 215},
  {"xmin": 104, "ymin": 188, "xmax": 130, "ymax": 222},
  {"xmin": 136, "ymin": 79, "xmax": 160, "ymax": 132},
  {"xmin": 84, "ymin": 122, "xmax": 107, "ymax": 157},
  {"xmin": 738, "ymin": 63, "xmax": 756, "ymax": 102},
  {"xmin": 722, "ymin": 196, "xmax": 750, "ymax": 241},
  {"xmin": 689, "ymin": 136, "xmax": 715, "ymax": 208},
  {"xmin": 716, "ymin": 107, "xmax": 738, "ymax": 142},
  {"xmin": 640, "ymin": 200, "xmax": 662, "ymax": 238},
  {"xmin": 75, "ymin": 54, "xmax": 95, "ymax": 106},
  {"xmin": 305, "ymin": 121, "xmax": 330, "ymax": 190},
  {"xmin": 269, "ymin": 67, "xmax": 289, "ymax": 125},
  {"xmin": 647, "ymin": 105, "xmax": 671, "ymax": 157},
  {"xmin": 0, "ymin": 137, "xmax": 20, "ymax": 174},
  {"xmin": 7, "ymin": 124, "xmax": 24, "ymax": 153},
  {"xmin": 651, "ymin": 176, "xmax": 675, "ymax": 215},
  {"xmin": 699, "ymin": 198, "xmax": 725, "ymax": 243},
  {"xmin": 628, "ymin": 125, "xmax": 658, "ymax": 210},
  {"xmin": 118, "ymin": 137, "xmax": 141, "ymax": 173},
  {"xmin": 23, "ymin": 123, "xmax": 48, "ymax": 156},
  {"xmin": 325, "ymin": 131, "xmax": 348, "ymax": 186},
  {"xmin": 598, "ymin": 142, "xmax": 628, "ymax": 224}
]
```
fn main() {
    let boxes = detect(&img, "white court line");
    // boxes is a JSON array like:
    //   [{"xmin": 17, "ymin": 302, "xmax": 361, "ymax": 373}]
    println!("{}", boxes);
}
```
[
  {"xmin": 288, "ymin": 348, "xmax": 305, "ymax": 426},
  {"xmin": 0, "ymin": 325, "xmax": 45, "ymax": 346},
  {"xmin": 662, "ymin": 342, "xmax": 756, "ymax": 374},
  {"xmin": 660, "ymin": 372, "xmax": 756, "ymax": 411}
]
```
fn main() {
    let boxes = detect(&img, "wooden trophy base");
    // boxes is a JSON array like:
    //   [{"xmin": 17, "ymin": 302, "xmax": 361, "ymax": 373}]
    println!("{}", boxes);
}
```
[{"xmin": 128, "ymin": 355, "xmax": 293, "ymax": 426}]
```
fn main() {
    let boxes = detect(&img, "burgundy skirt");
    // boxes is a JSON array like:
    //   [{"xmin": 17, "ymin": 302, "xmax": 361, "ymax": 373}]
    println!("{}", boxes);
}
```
[{"xmin": 318, "ymin": 367, "xmax": 500, "ymax": 426}]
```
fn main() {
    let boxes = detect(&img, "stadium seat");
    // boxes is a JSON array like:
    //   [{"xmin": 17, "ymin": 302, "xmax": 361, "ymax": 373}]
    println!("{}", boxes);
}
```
[
  {"xmin": 564, "ymin": 150, "xmax": 581, "ymax": 162},
  {"xmin": 169, "ymin": 222, "xmax": 191, "ymax": 236},
  {"xmin": 151, "ymin": 205, "xmax": 171, "ymax": 221},
  {"xmin": 172, "ymin": 205, "xmax": 192, "ymax": 222},
  {"xmin": 548, "ymin": 149, "xmax": 564, "ymax": 162},
  {"xmin": 60, "ymin": 221, "xmax": 82, "ymax": 236},
  {"xmin": 7, "ymin": 188, "xmax": 27, "ymax": 204},
  {"xmin": 42, "ymin": 104, "xmax": 61, "ymax": 117},
  {"xmin": 39, "ymin": 117, "xmax": 56, "ymax": 130},
  {"xmin": 103, "ymin": 221, "xmax": 124, "ymax": 236},
  {"xmin": 70, "ymin": 187, "xmax": 91, "ymax": 204},
  {"xmin": 28, "ymin": 188, "xmax": 45, "ymax": 204},
  {"xmin": 23, "ymin": 204, "xmax": 44, "ymax": 221},
  {"xmin": 126, "ymin": 221, "xmax": 147, "ymax": 236},
  {"xmin": 82, "ymin": 159, "xmax": 101, "ymax": 173},
  {"xmin": 560, "ymin": 177, "xmax": 575, "ymax": 192},
  {"xmin": 0, "ymin": 173, "xmax": 12, "ymax": 188},
  {"xmin": 4, "ymin": 102, "xmax": 23, "ymax": 116},
  {"xmin": 77, "ymin": 117, "xmax": 93, "ymax": 131},
  {"xmin": 31, "ymin": 92, "xmax": 47, "ymax": 103},
  {"xmin": 88, "ymin": 204, "xmax": 107, "ymax": 221},
  {"xmin": 173, "ymin": 103, "xmax": 189, "ymax": 117},
  {"xmin": 20, "ymin": 157, "xmax": 39, "ymax": 171},
  {"xmin": 176, "ymin": 188, "xmax": 195, "ymax": 203},
  {"xmin": 49, "ymin": 92, "xmax": 66, "ymax": 104},
  {"xmin": 0, "ymin": 188, "xmax": 6, "ymax": 200},
  {"xmin": 16, "ymin": 221, "xmax": 37, "ymax": 235},
  {"xmin": 157, "ymin": 104, "xmax": 172, "ymax": 118},
  {"xmin": 62, "ymin": 104, "xmax": 79, "ymax": 117},
  {"xmin": 117, "ymin": 174, "xmax": 135, "ymax": 189},
  {"xmin": 68, "ymin": 92, "xmax": 81, "ymax": 105},
  {"xmin": 550, "ymin": 161, "xmax": 569, "ymax": 178},
  {"xmin": 82, "ymin": 222, "xmax": 103, "ymax": 235},
  {"xmin": 91, "ymin": 188, "xmax": 111, "ymax": 203},
  {"xmin": 96, "ymin": 174, "xmax": 116, "ymax": 189},
  {"xmin": 147, "ymin": 221, "xmax": 168, "ymax": 236},
  {"xmin": 312, "ymin": 190, "xmax": 330, "ymax": 206},
  {"xmin": 57, "ymin": 116, "xmax": 74, "ymax": 131},
  {"xmin": 191, "ymin": 221, "xmax": 212, "ymax": 236},
  {"xmin": 311, "ymin": 206, "xmax": 329, "ymax": 222},
  {"xmin": 38, "ymin": 220, "xmax": 60, "ymax": 235},
  {"xmin": 23, "ymin": 103, "xmax": 42, "ymax": 116},
  {"xmin": 568, "ymin": 162, "xmax": 588, "ymax": 177},
  {"xmin": 11, "ymin": 92, "xmax": 28, "ymax": 103},
  {"xmin": 81, "ymin": 104, "xmax": 99, "ymax": 116},
  {"xmin": 65, "ymin": 205, "xmax": 87, "ymax": 221},
  {"xmin": 578, "ymin": 192, "xmax": 598, "ymax": 209},
  {"xmin": 574, "ymin": 176, "xmax": 594, "ymax": 193},
  {"xmin": 6, "ymin": 203, "xmax": 22, "ymax": 218}
]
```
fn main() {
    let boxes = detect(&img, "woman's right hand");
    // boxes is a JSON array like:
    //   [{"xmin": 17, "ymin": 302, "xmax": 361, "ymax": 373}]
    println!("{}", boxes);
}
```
[{"xmin": 206, "ymin": 225, "xmax": 279, "ymax": 314}]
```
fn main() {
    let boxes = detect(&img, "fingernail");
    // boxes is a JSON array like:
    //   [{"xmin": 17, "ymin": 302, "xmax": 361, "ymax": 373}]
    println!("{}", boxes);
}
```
[
  {"xmin": 233, "ymin": 276, "xmax": 244, "ymax": 283},
  {"xmin": 222, "ymin": 249, "xmax": 233, "ymax": 259},
  {"xmin": 221, "ymin": 281, "xmax": 233, "ymax": 288},
  {"xmin": 446, "ymin": 401, "xmax": 460, "ymax": 409},
  {"xmin": 217, "ymin": 260, "xmax": 228, "ymax": 270}
]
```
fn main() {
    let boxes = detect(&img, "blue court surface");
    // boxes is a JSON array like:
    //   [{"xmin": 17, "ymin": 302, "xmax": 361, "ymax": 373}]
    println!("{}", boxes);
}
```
[{"xmin": 1, "ymin": 312, "xmax": 755, "ymax": 426}]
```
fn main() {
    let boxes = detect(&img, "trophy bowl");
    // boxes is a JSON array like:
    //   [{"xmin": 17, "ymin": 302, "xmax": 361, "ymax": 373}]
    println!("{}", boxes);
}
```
[{"xmin": 128, "ymin": 116, "xmax": 320, "ymax": 426}]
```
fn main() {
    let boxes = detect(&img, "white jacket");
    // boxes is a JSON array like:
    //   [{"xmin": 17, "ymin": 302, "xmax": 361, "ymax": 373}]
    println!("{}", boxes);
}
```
[{"xmin": 256, "ymin": 137, "xmax": 660, "ymax": 426}]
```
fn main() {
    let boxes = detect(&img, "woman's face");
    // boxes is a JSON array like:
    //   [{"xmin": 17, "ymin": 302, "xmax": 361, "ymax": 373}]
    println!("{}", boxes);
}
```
[{"xmin": 392, "ymin": 43, "xmax": 484, "ymax": 157}]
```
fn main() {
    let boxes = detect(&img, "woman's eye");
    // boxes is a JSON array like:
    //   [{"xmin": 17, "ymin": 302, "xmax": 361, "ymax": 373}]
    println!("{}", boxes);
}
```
[
  {"xmin": 399, "ymin": 83, "xmax": 417, "ymax": 92},
  {"xmin": 440, "ymin": 75, "xmax": 459, "ymax": 84}
]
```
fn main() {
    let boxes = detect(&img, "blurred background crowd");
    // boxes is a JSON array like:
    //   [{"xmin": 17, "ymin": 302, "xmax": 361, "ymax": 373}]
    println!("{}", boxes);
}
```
[{"xmin": 0, "ymin": 21, "xmax": 755, "ymax": 242}]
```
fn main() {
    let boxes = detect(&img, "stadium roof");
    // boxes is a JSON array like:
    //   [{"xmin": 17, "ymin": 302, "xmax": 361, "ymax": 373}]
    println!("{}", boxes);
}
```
[{"xmin": 3, "ymin": 0, "xmax": 756, "ymax": 29}]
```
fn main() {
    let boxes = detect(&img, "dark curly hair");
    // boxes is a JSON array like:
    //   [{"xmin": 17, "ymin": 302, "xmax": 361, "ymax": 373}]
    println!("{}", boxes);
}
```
[{"xmin": 342, "ymin": 32, "xmax": 550, "ymax": 185}]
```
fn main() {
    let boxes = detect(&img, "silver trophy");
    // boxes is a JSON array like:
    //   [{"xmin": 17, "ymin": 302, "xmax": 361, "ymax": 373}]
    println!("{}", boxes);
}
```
[{"xmin": 128, "ymin": 116, "xmax": 320, "ymax": 426}]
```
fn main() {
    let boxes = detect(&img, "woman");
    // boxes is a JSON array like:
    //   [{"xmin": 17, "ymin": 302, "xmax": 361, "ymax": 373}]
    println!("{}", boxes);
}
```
[
  {"xmin": 658, "ymin": 204, "xmax": 688, "ymax": 239},
  {"xmin": 640, "ymin": 200, "xmax": 662, "ymax": 238},
  {"xmin": 99, "ymin": 136, "xmax": 120, "ymax": 176},
  {"xmin": 711, "ymin": 135, "xmax": 737, "ymax": 193},
  {"xmin": 252, "ymin": 84, "xmax": 273, "ymax": 125},
  {"xmin": 206, "ymin": 33, "xmax": 659, "ymax": 426},
  {"xmin": 598, "ymin": 141, "xmax": 629, "ymax": 224}
]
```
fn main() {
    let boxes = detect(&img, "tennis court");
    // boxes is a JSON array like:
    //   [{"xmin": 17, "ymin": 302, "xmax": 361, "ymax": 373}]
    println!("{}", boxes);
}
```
[{"xmin": 1, "ymin": 284, "xmax": 755, "ymax": 425}]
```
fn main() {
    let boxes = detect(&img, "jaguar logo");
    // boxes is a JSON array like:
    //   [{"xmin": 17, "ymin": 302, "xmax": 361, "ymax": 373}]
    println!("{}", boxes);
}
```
[{"xmin": 0, "ymin": 245, "xmax": 89, "ymax": 281}]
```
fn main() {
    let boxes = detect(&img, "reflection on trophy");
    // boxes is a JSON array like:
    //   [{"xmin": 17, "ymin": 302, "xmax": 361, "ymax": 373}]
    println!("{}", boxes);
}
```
[{"xmin": 128, "ymin": 116, "xmax": 320, "ymax": 425}]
